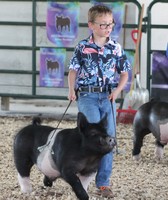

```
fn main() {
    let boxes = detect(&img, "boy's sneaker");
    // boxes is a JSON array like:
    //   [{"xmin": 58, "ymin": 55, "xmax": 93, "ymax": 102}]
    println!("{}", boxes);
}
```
[{"xmin": 96, "ymin": 186, "xmax": 114, "ymax": 198}]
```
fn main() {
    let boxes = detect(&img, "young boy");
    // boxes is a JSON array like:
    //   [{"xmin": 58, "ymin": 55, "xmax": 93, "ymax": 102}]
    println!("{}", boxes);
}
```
[{"xmin": 68, "ymin": 4, "xmax": 131, "ymax": 198}]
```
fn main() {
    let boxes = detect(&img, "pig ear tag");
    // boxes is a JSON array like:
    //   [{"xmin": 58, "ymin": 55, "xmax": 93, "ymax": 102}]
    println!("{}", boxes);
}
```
[{"xmin": 37, "ymin": 100, "xmax": 72, "ymax": 153}]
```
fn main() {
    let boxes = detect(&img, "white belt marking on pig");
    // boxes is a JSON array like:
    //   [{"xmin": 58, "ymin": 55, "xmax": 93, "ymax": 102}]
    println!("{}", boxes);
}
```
[
  {"xmin": 37, "ymin": 130, "xmax": 60, "ymax": 178},
  {"xmin": 160, "ymin": 122, "xmax": 168, "ymax": 144}
]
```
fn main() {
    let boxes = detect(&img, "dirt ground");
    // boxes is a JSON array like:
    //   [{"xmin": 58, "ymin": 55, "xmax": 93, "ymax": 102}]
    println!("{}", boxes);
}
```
[{"xmin": 1, "ymin": 116, "xmax": 168, "ymax": 200}]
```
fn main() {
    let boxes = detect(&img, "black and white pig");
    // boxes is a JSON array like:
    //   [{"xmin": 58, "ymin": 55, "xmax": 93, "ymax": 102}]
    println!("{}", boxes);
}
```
[
  {"xmin": 132, "ymin": 100, "xmax": 168, "ymax": 161},
  {"xmin": 13, "ymin": 112, "xmax": 116, "ymax": 200}
]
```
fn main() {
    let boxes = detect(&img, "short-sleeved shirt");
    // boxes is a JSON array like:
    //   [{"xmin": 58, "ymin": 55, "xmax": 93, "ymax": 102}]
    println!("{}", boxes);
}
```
[{"xmin": 69, "ymin": 34, "xmax": 131, "ymax": 87}]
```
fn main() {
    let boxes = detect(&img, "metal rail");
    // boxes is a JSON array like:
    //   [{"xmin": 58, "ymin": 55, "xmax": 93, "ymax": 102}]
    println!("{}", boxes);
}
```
[
  {"xmin": 146, "ymin": 0, "xmax": 168, "ymax": 93},
  {"xmin": 0, "ymin": 0, "xmax": 141, "ymax": 101}
]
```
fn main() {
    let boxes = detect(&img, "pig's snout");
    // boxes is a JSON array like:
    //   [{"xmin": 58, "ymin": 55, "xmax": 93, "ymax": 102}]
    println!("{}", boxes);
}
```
[{"xmin": 106, "ymin": 136, "xmax": 116, "ymax": 147}]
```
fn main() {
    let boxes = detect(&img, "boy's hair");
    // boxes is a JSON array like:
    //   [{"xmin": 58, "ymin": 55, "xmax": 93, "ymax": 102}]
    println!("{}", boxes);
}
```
[{"xmin": 88, "ymin": 5, "xmax": 112, "ymax": 22}]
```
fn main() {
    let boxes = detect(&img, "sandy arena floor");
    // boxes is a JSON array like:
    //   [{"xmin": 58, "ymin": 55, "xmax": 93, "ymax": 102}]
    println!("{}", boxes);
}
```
[{"xmin": 0, "ymin": 116, "xmax": 168, "ymax": 200}]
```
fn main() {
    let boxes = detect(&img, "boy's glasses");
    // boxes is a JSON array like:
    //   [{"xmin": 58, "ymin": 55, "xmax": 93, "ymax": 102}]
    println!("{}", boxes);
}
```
[{"xmin": 94, "ymin": 21, "xmax": 115, "ymax": 30}]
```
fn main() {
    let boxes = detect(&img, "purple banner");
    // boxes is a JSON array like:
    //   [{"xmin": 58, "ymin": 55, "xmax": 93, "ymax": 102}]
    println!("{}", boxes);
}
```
[
  {"xmin": 151, "ymin": 51, "xmax": 168, "ymax": 101},
  {"xmin": 46, "ymin": 2, "xmax": 80, "ymax": 47},
  {"xmin": 40, "ymin": 48, "xmax": 66, "ymax": 87}
]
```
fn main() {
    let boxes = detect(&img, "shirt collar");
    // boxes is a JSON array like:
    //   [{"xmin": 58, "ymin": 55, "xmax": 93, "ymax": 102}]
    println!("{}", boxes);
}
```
[
  {"xmin": 88, "ymin": 34, "xmax": 94, "ymax": 44},
  {"xmin": 88, "ymin": 34, "xmax": 114, "ymax": 46}
]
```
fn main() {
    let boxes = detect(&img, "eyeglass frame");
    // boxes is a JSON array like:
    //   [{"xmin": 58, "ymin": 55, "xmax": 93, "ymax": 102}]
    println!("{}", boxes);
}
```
[{"xmin": 93, "ymin": 20, "xmax": 115, "ymax": 30}]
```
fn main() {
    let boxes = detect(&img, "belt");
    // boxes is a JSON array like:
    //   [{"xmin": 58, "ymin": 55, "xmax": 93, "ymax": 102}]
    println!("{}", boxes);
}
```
[{"xmin": 78, "ymin": 86, "xmax": 110, "ymax": 93}]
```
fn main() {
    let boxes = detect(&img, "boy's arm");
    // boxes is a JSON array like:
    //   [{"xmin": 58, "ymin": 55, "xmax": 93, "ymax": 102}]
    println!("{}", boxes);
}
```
[
  {"xmin": 68, "ymin": 69, "xmax": 77, "ymax": 101},
  {"xmin": 109, "ymin": 71, "xmax": 128, "ymax": 102}
]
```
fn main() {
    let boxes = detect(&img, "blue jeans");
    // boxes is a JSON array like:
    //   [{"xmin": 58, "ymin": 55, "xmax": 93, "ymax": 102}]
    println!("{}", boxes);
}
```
[{"xmin": 77, "ymin": 92, "xmax": 116, "ymax": 187}]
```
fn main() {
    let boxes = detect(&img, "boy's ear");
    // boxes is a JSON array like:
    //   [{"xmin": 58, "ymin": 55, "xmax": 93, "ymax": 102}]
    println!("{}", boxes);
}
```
[{"xmin": 88, "ymin": 21, "xmax": 94, "ymax": 30}]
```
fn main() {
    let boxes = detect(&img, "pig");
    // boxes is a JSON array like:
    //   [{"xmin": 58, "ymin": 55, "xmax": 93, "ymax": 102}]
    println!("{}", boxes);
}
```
[
  {"xmin": 132, "ymin": 100, "xmax": 168, "ymax": 161},
  {"xmin": 13, "ymin": 112, "xmax": 116, "ymax": 200}
]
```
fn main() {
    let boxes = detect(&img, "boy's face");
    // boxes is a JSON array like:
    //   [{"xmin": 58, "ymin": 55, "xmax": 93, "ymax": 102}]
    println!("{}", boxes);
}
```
[{"xmin": 88, "ymin": 13, "xmax": 114, "ymax": 38}]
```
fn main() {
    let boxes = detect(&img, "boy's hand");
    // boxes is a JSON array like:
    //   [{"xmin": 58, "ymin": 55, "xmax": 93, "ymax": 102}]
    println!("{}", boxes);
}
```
[
  {"xmin": 108, "ymin": 89, "xmax": 120, "ymax": 102},
  {"xmin": 109, "ymin": 71, "xmax": 128, "ymax": 102},
  {"xmin": 68, "ymin": 89, "xmax": 77, "ymax": 101}
]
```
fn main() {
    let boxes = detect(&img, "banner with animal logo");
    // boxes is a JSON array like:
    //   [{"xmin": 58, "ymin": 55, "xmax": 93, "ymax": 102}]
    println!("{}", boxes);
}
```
[
  {"xmin": 151, "ymin": 51, "xmax": 168, "ymax": 102},
  {"xmin": 40, "ymin": 48, "xmax": 66, "ymax": 87},
  {"xmin": 90, "ymin": 1, "xmax": 124, "ymax": 41},
  {"xmin": 46, "ymin": 2, "xmax": 80, "ymax": 47}
]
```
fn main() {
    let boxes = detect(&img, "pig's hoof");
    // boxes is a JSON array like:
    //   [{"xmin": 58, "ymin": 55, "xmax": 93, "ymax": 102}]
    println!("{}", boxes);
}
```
[
  {"xmin": 18, "ymin": 174, "xmax": 32, "ymax": 194},
  {"xmin": 43, "ymin": 176, "xmax": 53, "ymax": 187},
  {"xmin": 133, "ymin": 154, "xmax": 141, "ymax": 161},
  {"xmin": 21, "ymin": 186, "xmax": 32, "ymax": 194},
  {"xmin": 155, "ymin": 146, "xmax": 163, "ymax": 160}
]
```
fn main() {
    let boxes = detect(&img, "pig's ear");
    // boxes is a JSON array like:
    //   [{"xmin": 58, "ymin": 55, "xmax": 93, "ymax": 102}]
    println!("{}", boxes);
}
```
[
  {"xmin": 100, "ymin": 113, "xmax": 108, "ymax": 128},
  {"xmin": 77, "ymin": 112, "xmax": 88, "ymax": 132}
]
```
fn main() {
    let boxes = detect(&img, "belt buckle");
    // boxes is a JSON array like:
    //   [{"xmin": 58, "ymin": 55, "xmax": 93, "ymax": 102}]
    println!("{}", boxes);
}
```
[
  {"xmin": 91, "ymin": 86, "xmax": 95, "ymax": 92},
  {"xmin": 100, "ymin": 87, "xmax": 103, "ymax": 92},
  {"xmin": 88, "ymin": 86, "xmax": 91, "ymax": 93},
  {"xmin": 92, "ymin": 86, "xmax": 99, "ymax": 93}
]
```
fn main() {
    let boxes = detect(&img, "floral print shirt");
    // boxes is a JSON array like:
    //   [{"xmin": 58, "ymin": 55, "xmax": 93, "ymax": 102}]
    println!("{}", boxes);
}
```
[{"xmin": 69, "ymin": 34, "xmax": 131, "ymax": 87}]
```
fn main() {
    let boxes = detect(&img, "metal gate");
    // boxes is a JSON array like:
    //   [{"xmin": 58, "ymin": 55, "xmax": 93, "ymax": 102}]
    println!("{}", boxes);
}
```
[
  {"xmin": 146, "ymin": 0, "xmax": 168, "ymax": 100},
  {"xmin": 0, "ymin": 0, "xmax": 141, "ymax": 109}
]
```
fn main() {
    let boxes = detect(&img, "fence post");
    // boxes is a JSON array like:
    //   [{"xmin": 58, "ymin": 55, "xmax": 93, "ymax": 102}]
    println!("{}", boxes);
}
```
[{"xmin": 1, "ymin": 97, "xmax": 10, "ymax": 111}]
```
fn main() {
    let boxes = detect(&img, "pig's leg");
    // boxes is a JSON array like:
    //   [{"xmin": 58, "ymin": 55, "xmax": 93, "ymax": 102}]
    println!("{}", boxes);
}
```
[
  {"xmin": 61, "ymin": 168, "xmax": 89, "ymax": 200},
  {"xmin": 78, "ymin": 173, "xmax": 96, "ymax": 191},
  {"xmin": 15, "ymin": 156, "xmax": 34, "ymax": 193},
  {"xmin": 43, "ymin": 176, "xmax": 53, "ymax": 187},
  {"xmin": 155, "ymin": 140, "xmax": 165, "ymax": 160},
  {"xmin": 132, "ymin": 129, "xmax": 150, "ymax": 161}
]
